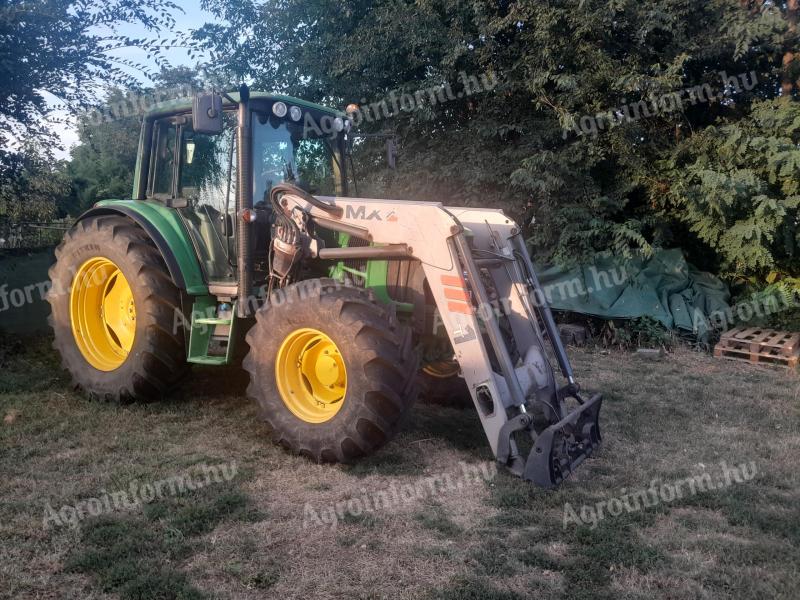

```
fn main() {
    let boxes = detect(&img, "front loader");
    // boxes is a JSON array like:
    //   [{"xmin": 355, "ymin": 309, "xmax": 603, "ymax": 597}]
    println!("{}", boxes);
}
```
[{"xmin": 48, "ymin": 86, "xmax": 602, "ymax": 487}]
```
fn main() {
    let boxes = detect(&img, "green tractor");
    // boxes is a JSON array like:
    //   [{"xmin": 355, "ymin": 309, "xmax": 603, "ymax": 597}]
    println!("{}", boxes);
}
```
[{"xmin": 48, "ymin": 86, "xmax": 602, "ymax": 487}]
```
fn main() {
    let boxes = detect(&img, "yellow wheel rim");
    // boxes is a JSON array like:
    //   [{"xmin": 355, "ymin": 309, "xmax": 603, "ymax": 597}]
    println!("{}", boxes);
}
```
[
  {"xmin": 69, "ymin": 257, "xmax": 136, "ymax": 371},
  {"xmin": 423, "ymin": 359, "xmax": 460, "ymax": 379},
  {"xmin": 275, "ymin": 328, "xmax": 347, "ymax": 424}
]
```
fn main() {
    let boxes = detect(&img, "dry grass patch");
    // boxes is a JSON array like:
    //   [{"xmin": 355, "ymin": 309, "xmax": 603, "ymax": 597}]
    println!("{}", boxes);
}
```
[{"xmin": 0, "ymin": 338, "xmax": 798, "ymax": 599}]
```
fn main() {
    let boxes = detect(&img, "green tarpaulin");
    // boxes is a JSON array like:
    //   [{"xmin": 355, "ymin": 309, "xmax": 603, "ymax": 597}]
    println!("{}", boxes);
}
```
[{"xmin": 537, "ymin": 249, "xmax": 730, "ymax": 341}]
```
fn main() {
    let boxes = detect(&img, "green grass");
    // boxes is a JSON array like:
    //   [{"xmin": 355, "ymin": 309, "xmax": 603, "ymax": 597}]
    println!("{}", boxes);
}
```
[
  {"xmin": 64, "ymin": 515, "xmax": 203, "ymax": 600},
  {"xmin": 431, "ymin": 577, "xmax": 525, "ymax": 600},
  {"xmin": 61, "ymin": 466, "xmax": 258, "ymax": 599},
  {"xmin": 415, "ymin": 504, "xmax": 462, "ymax": 537}
]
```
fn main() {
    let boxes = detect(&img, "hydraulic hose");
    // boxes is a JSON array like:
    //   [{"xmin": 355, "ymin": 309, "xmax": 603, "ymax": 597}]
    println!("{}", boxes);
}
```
[{"xmin": 270, "ymin": 182, "xmax": 343, "ymax": 218}]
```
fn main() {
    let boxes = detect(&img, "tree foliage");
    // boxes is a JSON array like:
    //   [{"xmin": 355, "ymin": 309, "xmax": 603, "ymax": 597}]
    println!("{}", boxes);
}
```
[
  {"xmin": 0, "ymin": 147, "xmax": 73, "ymax": 223},
  {"xmin": 662, "ymin": 98, "xmax": 800, "ymax": 275},
  {"xmin": 196, "ymin": 0, "xmax": 799, "ymax": 281},
  {"xmin": 68, "ymin": 90, "xmax": 141, "ymax": 213},
  {"xmin": 0, "ymin": 0, "xmax": 191, "ymax": 173},
  {"xmin": 11, "ymin": 0, "xmax": 791, "ymax": 286}
]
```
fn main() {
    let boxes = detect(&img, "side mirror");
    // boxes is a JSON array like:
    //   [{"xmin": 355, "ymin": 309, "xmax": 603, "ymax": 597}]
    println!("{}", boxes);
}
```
[
  {"xmin": 192, "ymin": 92, "xmax": 223, "ymax": 134},
  {"xmin": 386, "ymin": 137, "xmax": 398, "ymax": 169}
]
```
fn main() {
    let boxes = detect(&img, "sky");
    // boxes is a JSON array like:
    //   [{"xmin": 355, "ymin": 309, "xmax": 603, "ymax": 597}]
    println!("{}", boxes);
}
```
[{"xmin": 51, "ymin": 0, "xmax": 216, "ymax": 159}]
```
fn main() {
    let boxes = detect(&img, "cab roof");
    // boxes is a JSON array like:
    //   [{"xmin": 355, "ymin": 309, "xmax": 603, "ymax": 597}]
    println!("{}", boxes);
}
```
[{"xmin": 144, "ymin": 92, "xmax": 345, "ymax": 120}]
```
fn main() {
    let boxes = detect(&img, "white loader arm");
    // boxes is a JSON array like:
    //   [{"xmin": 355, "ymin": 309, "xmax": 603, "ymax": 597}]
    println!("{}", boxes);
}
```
[{"xmin": 280, "ymin": 193, "xmax": 603, "ymax": 487}]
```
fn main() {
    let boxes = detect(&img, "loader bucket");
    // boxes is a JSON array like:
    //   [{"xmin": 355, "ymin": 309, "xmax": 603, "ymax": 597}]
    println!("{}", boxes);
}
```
[{"xmin": 525, "ymin": 394, "xmax": 603, "ymax": 488}]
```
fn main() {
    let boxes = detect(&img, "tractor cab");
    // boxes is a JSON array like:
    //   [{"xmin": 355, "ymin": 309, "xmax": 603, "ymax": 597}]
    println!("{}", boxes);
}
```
[{"xmin": 134, "ymin": 90, "xmax": 350, "ymax": 286}]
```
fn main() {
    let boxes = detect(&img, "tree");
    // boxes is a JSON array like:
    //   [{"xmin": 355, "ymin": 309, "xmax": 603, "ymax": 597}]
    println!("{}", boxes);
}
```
[
  {"xmin": 0, "ymin": 0, "xmax": 192, "ymax": 174},
  {"xmin": 68, "ymin": 89, "xmax": 141, "ymax": 212},
  {"xmin": 0, "ymin": 145, "xmax": 73, "ymax": 223},
  {"xmin": 662, "ymin": 98, "xmax": 800, "ymax": 276},
  {"xmin": 197, "ymin": 0, "xmax": 798, "ymax": 282}
]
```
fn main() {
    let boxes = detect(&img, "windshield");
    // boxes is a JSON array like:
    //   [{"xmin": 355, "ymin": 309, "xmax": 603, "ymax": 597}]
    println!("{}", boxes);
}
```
[{"xmin": 252, "ymin": 111, "xmax": 343, "ymax": 204}]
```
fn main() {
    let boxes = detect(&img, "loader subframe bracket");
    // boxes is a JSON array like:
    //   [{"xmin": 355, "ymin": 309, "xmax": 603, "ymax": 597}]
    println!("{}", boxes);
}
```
[
  {"xmin": 496, "ymin": 412, "xmax": 533, "ymax": 476},
  {"xmin": 525, "ymin": 393, "xmax": 603, "ymax": 488},
  {"xmin": 557, "ymin": 382, "xmax": 582, "ymax": 404}
]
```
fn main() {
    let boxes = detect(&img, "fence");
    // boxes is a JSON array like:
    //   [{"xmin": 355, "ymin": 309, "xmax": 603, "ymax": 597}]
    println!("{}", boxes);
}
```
[
  {"xmin": 0, "ymin": 219, "xmax": 67, "ymax": 334},
  {"xmin": 0, "ymin": 220, "xmax": 72, "ymax": 250}
]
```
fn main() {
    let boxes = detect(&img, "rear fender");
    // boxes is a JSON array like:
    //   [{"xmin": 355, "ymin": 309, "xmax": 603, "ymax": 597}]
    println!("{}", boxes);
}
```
[{"xmin": 77, "ymin": 200, "xmax": 208, "ymax": 295}]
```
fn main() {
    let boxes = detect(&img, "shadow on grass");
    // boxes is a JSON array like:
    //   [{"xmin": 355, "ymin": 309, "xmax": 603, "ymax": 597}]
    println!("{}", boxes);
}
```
[
  {"xmin": 341, "ymin": 404, "xmax": 492, "ymax": 478},
  {"xmin": 342, "ymin": 447, "xmax": 427, "ymax": 477},
  {"xmin": 411, "ymin": 405, "xmax": 493, "ymax": 457},
  {"xmin": 430, "ymin": 576, "xmax": 525, "ymax": 600},
  {"xmin": 65, "ymin": 481, "xmax": 263, "ymax": 599},
  {"xmin": 0, "ymin": 333, "xmax": 69, "ymax": 394},
  {"xmin": 179, "ymin": 364, "xmax": 250, "ymax": 400}
]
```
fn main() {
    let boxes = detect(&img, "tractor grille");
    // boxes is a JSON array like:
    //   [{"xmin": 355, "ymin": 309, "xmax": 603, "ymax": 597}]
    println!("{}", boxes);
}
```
[
  {"xmin": 345, "ymin": 236, "xmax": 369, "ymax": 287},
  {"xmin": 386, "ymin": 259, "xmax": 419, "ymax": 304},
  {"xmin": 343, "ymin": 237, "xmax": 420, "ymax": 301}
]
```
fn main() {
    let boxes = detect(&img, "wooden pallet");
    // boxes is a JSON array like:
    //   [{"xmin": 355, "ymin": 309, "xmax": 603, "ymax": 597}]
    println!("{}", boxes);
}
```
[{"xmin": 713, "ymin": 327, "xmax": 800, "ymax": 369}]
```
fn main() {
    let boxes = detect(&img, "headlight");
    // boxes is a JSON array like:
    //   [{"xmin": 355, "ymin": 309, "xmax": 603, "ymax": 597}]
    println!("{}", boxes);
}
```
[
  {"xmin": 333, "ymin": 117, "xmax": 345, "ymax": 132},
  {"xmin": 289, "ymin": 106, "xmax": 302, "ymax": 122},
  {"xmin": 272, "ymin": 102, "xmax": 288, "ymax": 118}
]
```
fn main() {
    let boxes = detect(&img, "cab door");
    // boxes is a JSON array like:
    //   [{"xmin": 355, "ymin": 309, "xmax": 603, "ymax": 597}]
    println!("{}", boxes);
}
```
[{"xmin": 147, "ymin": 113, "xmax": 238, "ymax": 283}]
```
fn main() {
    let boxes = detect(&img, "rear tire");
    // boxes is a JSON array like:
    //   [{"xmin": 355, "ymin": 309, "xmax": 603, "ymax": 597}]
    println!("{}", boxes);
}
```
[
  {"xmin": 418, "ymin": 360, "xmax": 471, "ymax": 408},
  {"xmin": 244, "ymin": 279, "xmax": 418, "ymax": 463},
  {"xmin": 48, "ymin": 215, "xmax": 187, "ymax": 402}
]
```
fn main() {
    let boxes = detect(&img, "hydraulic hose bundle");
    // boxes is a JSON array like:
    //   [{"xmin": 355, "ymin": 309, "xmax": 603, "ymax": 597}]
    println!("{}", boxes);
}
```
[{"xmin": 267, "ymin": 182, "xmax": 342, "ymax": 291}]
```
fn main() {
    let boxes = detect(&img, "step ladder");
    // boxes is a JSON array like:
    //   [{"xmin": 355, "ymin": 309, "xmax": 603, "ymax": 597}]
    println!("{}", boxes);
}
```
[{"xmin": 187, "ymin": 297, "xmax": 238, "ymax": 366}]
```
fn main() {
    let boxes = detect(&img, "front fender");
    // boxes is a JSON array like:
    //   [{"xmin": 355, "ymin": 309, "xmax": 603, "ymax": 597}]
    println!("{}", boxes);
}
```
[{"xmin": 79, "ymin": 200, "xmax": 208, "ymax": 295}]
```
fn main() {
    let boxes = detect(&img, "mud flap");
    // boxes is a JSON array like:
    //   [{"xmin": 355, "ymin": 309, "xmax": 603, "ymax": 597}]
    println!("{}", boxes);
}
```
[{"xmin": 524, "ymin": 394, "xmax": 603, "ymax": 488}]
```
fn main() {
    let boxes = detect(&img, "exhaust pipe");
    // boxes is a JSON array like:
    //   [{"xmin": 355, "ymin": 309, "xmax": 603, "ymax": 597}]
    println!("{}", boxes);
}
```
[{"xmin": 236, "ymin": 84, "xmax": 252, "ymax": 317}]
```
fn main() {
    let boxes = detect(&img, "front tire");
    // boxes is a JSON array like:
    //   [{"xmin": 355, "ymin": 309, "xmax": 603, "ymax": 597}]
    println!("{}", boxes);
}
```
[
  {"xmin": 244, "ymin": 279, "xmax": 418, "ymax": 463},
  {"xmin": 48, "ymin": 216, "xmax": 187, "ymax": 402}
]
